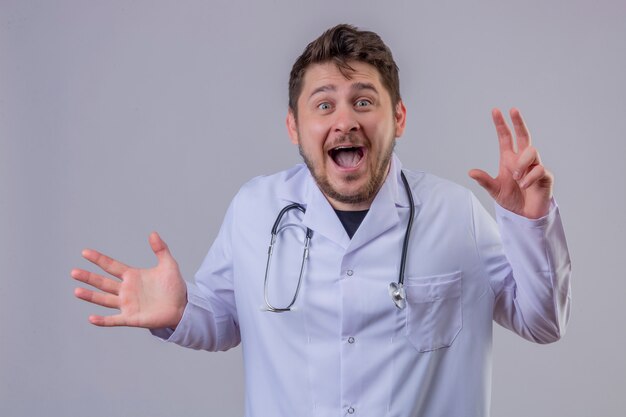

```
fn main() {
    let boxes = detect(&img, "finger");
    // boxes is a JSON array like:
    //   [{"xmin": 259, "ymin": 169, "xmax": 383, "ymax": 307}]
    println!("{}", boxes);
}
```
[
  {"xmin": 510, "ymin": 108, "xmax": 532, "ymax": 151},
  {"xmin": 468, "ymin": 169, "xmax": 500, "ymax": 198},
  {"xmin": 88, "ymin": 314, "xmax": 127, "ymax": 327},
  {"xmin": 74, "ymin": 287, "xmax": 119, "ymax": 309},
  {"xmin": 81, "ymin": 249, "xmax": 129, "ymax": 279},
  {"xmin": 519, "ymin": 164, "xmax": 547, "ymax": 189},
  {"xmin": 492, "ymin": 108, "xmax": 514, "ymax": 154},
  {"xmin": 71, "ymin": 268, "xmax": 120, "ymax": 295},
  {"xmin": 513, "ymin": 146, "xmax": 541, "ymax": 180},
  {"xmin": 149, "ymin": 231, "xmax": 174, "ymax": 265}
]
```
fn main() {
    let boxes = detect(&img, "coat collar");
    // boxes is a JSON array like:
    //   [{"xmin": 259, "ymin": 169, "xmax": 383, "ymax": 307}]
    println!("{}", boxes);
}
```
[{"xmin": 278, "ymin": 154, "xmax": 421, "ymax": 250}]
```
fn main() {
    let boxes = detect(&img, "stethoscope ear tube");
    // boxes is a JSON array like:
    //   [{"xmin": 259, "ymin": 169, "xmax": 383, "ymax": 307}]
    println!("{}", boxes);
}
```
[
  {"xmin": 264, "ymin": 171, "xmax": 415, "ymax": 312},
  {"xmin": 264, "ymin": 203, "xmax": 312, "ymax": 312},
  {"xmin": 271, "ymin": 203, "xmax": 306, "ymax": 235},
  {"xmin": 390, "ymin": 171, "xmax": 415, "ymax": 309}
]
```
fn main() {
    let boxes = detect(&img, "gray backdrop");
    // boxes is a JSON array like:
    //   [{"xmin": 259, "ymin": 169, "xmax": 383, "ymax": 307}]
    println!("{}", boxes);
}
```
[{"xmin": 2, "ymin": 0, "xmax": 625, "ymax": 416}]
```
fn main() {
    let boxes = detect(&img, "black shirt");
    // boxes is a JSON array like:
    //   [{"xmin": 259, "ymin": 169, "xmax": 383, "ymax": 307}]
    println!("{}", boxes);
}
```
[{"xmin": 334, "ymin": 209, "xmax": 369, "ymax": 239}]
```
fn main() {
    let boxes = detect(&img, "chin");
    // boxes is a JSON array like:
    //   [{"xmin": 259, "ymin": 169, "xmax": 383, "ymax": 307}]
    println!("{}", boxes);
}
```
[{"xmin": 329, "ymin": 182, "xmax": 374, "ymax": 205}]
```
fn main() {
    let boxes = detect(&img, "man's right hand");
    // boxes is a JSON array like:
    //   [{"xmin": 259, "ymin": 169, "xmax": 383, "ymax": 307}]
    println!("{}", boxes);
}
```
[{"xmin": 72, "ymin": 232, "xmax": 187, "ymax": 329}]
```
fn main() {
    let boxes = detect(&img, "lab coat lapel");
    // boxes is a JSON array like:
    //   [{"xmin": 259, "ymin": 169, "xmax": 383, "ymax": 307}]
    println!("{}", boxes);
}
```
[
  {"xmin": 348, "ymin": 155, "xmax": 421, "ymax": 254},
  {"xmin": 301, "ymin": 178, "xmax": 351, "ymax": 249},
  {"xmin": 279, "ymin": 166, "xmax": 351, "ymax": 249},
  {"xmin": 347, "ymin": 162, "xmax": 400, "ymax": 254},
  {"xmin": 276, "ymin": 155, "xmax": 419, "ymax": 251}
]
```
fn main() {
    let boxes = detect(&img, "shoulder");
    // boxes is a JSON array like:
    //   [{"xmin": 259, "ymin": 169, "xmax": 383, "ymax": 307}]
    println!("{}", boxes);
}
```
[
  {"xmin": 239, "ymin": 164, "xmax": 307, "ymax": 194},
  {"xmin": 401, "ymin": 168, "xmax": 484, "ymax": 233},
  {"xmin": 231, "ymin": 163, "xmax": 310, "ymax": 209},
  {"xmin": 403, "ymin": 169, "xmax": 473, "ymax": 206}
]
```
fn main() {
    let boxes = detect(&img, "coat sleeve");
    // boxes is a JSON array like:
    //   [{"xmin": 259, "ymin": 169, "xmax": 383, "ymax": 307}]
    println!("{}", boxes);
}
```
[
  {"xmin": 150, "ymin": 198, "xmax": 241, "ymax": 351},
  {"xmin": 471, "ymin": 194, "xmax": 572, "ymax": 343}
]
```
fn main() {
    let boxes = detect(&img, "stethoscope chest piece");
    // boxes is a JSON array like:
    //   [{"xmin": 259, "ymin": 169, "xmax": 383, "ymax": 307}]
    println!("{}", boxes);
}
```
[{"xmin": 388, "ymin": 282, "xmax": 406, "ymax": 309}]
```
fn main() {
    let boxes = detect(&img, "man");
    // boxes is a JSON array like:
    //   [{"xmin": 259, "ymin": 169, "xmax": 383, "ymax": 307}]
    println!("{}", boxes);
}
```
[{"xmin": 72, "ymin": 24, "xmax": 571, "ymax": 416}]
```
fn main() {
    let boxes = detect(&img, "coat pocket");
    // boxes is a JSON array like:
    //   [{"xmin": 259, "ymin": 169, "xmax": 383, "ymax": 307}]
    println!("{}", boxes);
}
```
[{"xmin": 404, "ymin": 271, "xmax": 463, "ymax": 352}]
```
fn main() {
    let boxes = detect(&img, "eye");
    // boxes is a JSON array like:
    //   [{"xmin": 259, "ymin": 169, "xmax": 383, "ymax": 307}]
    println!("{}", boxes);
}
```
[
  {"xmin": 318, "ymin": 102, "xmax": 332, "ymax": 111},
  {"xmin": 355, "ymin": 99, "xmax": 371, "ymax": 108}
]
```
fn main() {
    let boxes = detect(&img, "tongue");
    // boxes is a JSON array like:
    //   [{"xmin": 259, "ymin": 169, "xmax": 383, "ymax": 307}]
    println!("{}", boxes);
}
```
[{"xmin": 334, "ymin": 149, "xmax": 362, "ymax": 168}]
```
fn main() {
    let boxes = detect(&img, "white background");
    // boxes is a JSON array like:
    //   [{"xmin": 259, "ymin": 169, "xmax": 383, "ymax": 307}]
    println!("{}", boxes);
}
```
[{"xmin": 1, "ymin": 0, "xmax": 625, "ymax": 416}]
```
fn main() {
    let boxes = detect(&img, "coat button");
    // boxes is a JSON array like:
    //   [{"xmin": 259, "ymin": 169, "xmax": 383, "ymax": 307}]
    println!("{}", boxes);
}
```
[
  {"xmin": 346, "ymin": 270, "xmax": 354, "ymax": 277},
  {"xmin": 348, "ymin": 407, "xmax": 355, "ymax": 414},
  {"xmin": 348, "ymin": 337, "xmax": 355, "ymax": 344}
]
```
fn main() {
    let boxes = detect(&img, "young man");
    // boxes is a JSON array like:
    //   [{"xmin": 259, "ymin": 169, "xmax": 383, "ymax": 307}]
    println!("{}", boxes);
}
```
[{"xmin": 73, "ymin": 24, "xmax": 571, "ymax": 416}]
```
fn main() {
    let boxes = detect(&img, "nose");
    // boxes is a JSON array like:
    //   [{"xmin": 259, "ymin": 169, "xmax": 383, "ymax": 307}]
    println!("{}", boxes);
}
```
[{"xmin": 333, "ymin": 105, "xmax": 360, "ymax": 134}]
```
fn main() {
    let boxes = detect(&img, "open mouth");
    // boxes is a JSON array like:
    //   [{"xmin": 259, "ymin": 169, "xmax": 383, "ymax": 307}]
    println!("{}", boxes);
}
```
[{"xmin": 329, "ymin": 146, "xmax": 365, "ymax": 169}]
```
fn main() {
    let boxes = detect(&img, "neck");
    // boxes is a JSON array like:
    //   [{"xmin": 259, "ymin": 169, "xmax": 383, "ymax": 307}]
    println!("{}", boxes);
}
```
[{"xmin": 327, "ymin": 197, "xmax": 374, "ymax": 211}]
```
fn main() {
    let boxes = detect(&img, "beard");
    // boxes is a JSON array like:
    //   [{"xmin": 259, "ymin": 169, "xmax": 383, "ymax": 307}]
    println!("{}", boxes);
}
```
[{"xmin": 298, "ymin": 136, "xmax": 396, "ymax": 207}]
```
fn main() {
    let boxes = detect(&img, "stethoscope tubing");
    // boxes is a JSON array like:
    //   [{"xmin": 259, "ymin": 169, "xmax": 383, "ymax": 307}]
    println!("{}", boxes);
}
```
[
  {"xmin": 398, "ymin": 171, "xmax": 415, "ymax": 287},
  {"xmin": 264, "ymin": 171, "xmax": 414, "ymax": 312},
  {"xmin": 264, "ymin": 203, "xmax": 312, "ymax": 312}
]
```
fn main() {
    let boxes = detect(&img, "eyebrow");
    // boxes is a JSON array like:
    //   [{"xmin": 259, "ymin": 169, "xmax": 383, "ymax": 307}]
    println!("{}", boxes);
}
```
[
  {"xmin": 308, "ymin": 82, "xmax": 379, "ymax": 100},
  {"xmin": 352, "ymin": 82, "xmax": 378, "ymax": 94},
  {"xmin": 309, "ymin": 85, "xmax": 336, "ymax": 98}
]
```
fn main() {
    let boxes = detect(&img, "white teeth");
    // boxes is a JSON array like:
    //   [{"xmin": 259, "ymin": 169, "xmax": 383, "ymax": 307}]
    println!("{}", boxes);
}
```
[{"xmin": 330, "ymin": 145, "xmax": 360, "ymax": 152}]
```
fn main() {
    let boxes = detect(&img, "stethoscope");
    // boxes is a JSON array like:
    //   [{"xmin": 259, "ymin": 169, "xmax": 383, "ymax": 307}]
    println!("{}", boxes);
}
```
[{"xmin": 263, "ymin": 171, "xmax": 415, "ymax": 312}]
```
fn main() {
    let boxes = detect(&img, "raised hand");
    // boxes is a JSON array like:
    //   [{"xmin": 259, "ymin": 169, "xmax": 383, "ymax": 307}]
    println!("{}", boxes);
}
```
[
  {"xmin": 469, "ymin": 108, "xmax": 553, "ymax": 219},
  {"xmin": 72, "ymin": 232, "xmax": 187, "ymax": 329}
]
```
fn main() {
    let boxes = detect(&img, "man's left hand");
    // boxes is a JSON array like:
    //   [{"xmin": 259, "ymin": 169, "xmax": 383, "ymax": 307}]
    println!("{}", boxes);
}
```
[{"xmin": 469, "ymin": 108, "xmax": 553, "ymax": 219}]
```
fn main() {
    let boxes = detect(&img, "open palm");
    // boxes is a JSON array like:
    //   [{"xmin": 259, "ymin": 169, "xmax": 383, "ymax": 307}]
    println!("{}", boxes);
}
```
[
  {"xmin": 469, "ymin": 108, "xmax": 553, "ymax": 219},
  {"xmin": 72, "ymin": 232, "xmax": 187, "ymax": 329}
]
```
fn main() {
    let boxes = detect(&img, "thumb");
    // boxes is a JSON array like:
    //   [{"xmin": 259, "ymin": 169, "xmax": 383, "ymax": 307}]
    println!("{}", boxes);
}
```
[
  {"xmin": 468, "ymin": 169, "xmax": 499, "ymax": 198},
  {"xmin": 149, "ymin": 231, "xmax": 173, "ymax": 264}
]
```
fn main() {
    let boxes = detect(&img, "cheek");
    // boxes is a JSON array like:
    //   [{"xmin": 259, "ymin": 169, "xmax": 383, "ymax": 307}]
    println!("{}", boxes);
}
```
[
  {"xmin": 307, "ymin": 120, "xmax": 329, "ymax": 140},
  {"xmin": 300, "ymin": 122, "xmax": 328, "ymax": 152},
  {"xmin": 362, "ymin": 118, "xmax": 392, "ymax": 142}
]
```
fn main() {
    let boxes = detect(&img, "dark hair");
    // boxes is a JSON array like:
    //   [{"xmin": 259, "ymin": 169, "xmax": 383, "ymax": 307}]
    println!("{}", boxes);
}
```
[{"xmin": 288, "ymin": 24, "xmax": 401, "ymax": 117}]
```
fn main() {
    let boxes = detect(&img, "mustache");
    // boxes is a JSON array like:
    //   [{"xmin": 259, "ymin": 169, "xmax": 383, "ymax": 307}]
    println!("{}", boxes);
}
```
[{"xmin": 327, "ymin": 133, "xmax": 365, "ymax": 149}]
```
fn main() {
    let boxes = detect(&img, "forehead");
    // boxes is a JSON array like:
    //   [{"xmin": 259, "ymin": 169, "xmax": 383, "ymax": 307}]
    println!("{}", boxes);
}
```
[{"xmin": 300, "ymin": 61, "xmax": 385, "ymax": 95}]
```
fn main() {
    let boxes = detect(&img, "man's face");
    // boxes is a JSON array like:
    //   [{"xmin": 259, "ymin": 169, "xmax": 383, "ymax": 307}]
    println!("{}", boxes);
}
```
[{"xmin": 287, "ymin": 61, "xmax": 406, "ymax": 210}]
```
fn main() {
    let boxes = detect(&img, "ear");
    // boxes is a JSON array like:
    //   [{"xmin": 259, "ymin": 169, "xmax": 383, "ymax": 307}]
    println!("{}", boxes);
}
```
[
  {"xmin": 286, "ymin": 110, "xmax": 299, "ymax": 144},
  {"xmin": 394, "ymin": 100, "xmax": 407, "ymax": 138}
]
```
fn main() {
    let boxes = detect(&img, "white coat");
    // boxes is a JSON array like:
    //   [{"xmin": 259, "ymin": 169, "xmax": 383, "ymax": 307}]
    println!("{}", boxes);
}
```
[{"xmin": 153, "ymin": 154, "xmax": 571, "ymax": 417}]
